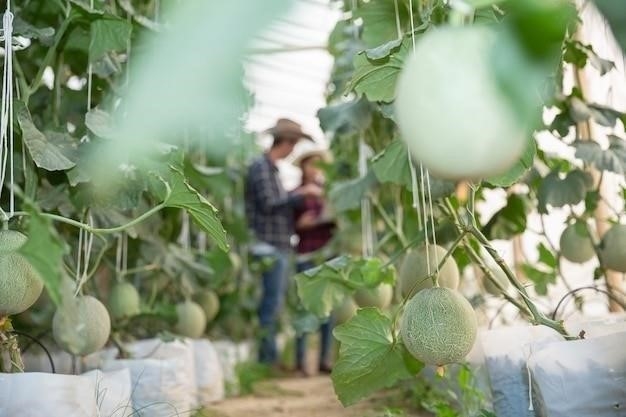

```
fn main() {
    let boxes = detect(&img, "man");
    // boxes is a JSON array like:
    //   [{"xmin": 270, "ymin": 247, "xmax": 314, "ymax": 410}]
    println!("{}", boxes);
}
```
[{"xmin": 244, "ymin": 118, "xmax": 322, "ymax": 366}]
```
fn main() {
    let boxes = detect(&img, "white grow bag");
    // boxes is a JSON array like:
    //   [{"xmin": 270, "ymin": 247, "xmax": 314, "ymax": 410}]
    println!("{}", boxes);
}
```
[
  {"xmin": 528, "ymin": 331, "xmax": 626, "ymax": 417},
  {"xmin": 192, "ymin": 339, "xmax": 225, "ymax": 405},
  {"xmin": 103, "ymin": 338, "xmax": 196, "ymax": 417}
]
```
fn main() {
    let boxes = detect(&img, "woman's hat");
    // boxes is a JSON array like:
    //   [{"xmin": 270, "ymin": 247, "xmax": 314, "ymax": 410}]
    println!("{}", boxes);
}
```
[
  {"xmin": 291, "ymin": 144, "xmax": 332, "ymax": 167},
  {"xmin": 264, "ymin": 118, "xmax": 313, "ymax": 141}
]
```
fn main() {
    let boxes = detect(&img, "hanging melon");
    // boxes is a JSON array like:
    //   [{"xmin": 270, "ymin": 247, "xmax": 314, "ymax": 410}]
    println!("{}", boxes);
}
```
[
  {"xmin": 559, "ymin": 222, "xmax": 595, "ymax": 264},
  {"xmin": 333, "ymin": 297, "xmax": 358, "ymax": 325},
  {"xmin": 52, "ymin": 295, "xmax": 111, "ymax": 356},
  {"xmin": 193, "ymin": 289, "xmax": 220, "ymax": 322},
  {"xmin": 354, "ymin": 283, "xmax": 393, "ymax": 309},
  {"xmin": 598, "ymin": 224, "xmax": 626, "ymax": 272},
  {"xmin": 398, "ymin": 245, "xmax": 459, "ymax": 298},
  {"xmin": 395, "ymin": 25, "xmax": 527, "ymax": 180},
  {"xmin": 400, "ymin": 287, "xmax": 477, "ymax": 366},
  {"xmin": 108, "ymin": 282, "xmax": 141, "ymax": 320},
  {"xmin": 0, "ymin": 230, "xmax": 44, "ymax": 317},
  {"xmin": 174, "ymin": 300, "xmax": 207, "ymax": 339}
]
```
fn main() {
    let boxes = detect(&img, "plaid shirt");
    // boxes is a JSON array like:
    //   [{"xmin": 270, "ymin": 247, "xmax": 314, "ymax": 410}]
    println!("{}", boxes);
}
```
[{"xmin": 244, "ymin": 154, "xmax": 303, "ymax": 250}]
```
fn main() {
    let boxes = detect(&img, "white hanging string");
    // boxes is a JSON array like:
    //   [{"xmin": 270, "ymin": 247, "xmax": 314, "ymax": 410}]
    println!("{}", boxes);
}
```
[
  {"xmin": 359, "ymin": 137, "xmax": 374, "ymax": 258},
  {"xmin": 0, "ymin": 1, "xmax": 15, "ymax": 220},
  {"xmin": 86, "ymin": 0, "xmax": 94, "ymax": 111},
  {"xmin": 115, "ymin": 233, "xmax": 123, "ymax": 276},
  {"xmin": 74, "ymin": 214, "xmax": 95, "ymax": 296},
  {"xmin": 408, "ymin": 0, "xmax": 440, "ymax": 276}
]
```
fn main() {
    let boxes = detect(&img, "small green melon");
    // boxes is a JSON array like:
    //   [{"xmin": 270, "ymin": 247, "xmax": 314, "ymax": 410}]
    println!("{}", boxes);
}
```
[
  {"xmin": 333, "ymin": 297, "xmax": 358, "ymax": 325},
  {"xmin": 560, "ymin": 223, "xmax": 595, "ymax": 264},
  {"xmin": 52, "ymin": 295, "xmax": 111, "ymax": 356},
  {"xmin": 108, "ymin": 282, "xmax": 141, "ymax": 319},
  {"xmin": 599, "ymin": 224, "xmax": 626, "ymax": 272},
  {"xmin": 400, "ymin": 287, "xmax": 477, "ymax": 366},
  {"xmin": 193, "ymin": 289, "xmax": 220, "ymax": 322},
  {"xmin": 174, "ymin": 300, "xmax": 207, "ymax": 339},
  {"xmin": 479, "ymin": 263, "xmax": 510, "ymax": 295},
  {"xmin": 399, "ymin": 245, "xmax": 460, "ymax": 298},
  {"xmin": 0, "ymin": 230, "xmax": 44, "ymax": 317},
  {"xmin": 354, "ymin": 283, "xmax": 393, "ymax": 309}
]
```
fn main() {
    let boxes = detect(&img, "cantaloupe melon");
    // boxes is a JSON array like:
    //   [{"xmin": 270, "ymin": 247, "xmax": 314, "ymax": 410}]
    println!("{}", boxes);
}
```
[
  {"xmin": 400, "ymin": 287, "xmax": 477, "ymax": 366},
  {"xmin": 395, "ymin": 25, "xmax": 527, "ymax": 180},
  {"xmin": 333, "ymin": 297, "xmax": 358, "ymax": 325},
  {"xmin": 478, "ymin": 262, "xmax": 510, "ymax": 296},
  {"xmin": 193, "ymin": 289, "xmax": 220, "ymax": 322},
  {"xmin": 354, "ymin": 283, "xmax": 393, "ymax": 309},
  {"xmin": 598, "ymin": 224, "xmax": 626, "ymax": 272},
  {"xmin": 174, "ymin": 300, "xmax": 207, "ymax": 339},
  {"xmin": 108, "ymin": 282, "xmax": 141, "ymax": 319},
  {"xmin": 560, "ymin": 223, "xmax": 595, "ymax": 264},
  {"xmin": 399, "ymin": 245, "xmax": 459, "ymax": 298},
  {"xmin": 0, "ymin": 230, "xmax": 44, "ymax": 317},
  {"xmin": 52, "ymin": 295, "xmax": 111, "ymax": 356}
]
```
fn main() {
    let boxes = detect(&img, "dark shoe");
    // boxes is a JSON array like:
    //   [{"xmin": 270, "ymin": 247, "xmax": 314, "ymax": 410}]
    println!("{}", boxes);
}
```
[{"xmin": 319, "ymin": 363, "xmax": 333, "ymax": 374}]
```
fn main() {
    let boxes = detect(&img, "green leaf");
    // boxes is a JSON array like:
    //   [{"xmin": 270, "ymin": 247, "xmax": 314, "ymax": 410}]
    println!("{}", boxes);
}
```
[
  {"xmin": 537, "ymin": 169, "xmax": 593, "ymax": 213},
  {"xmin": 332, "ymin": 309, "xmax": 418, "ymax": 406},
  {"xmin": 18, "ymin": 206, "xmax": 67, "ymax": 306},
  {"xmin": 317, "ymin": 99, "xmax": 372, "ymax": 138},
  {"xmin": 355, "ymin": 0, "xmax": 411, "ymax": 48},
  {"xmin": 349, "ymin": 39, "xmax": 410, "ymax": 102},
  {"xmin": 372, "ymin": 140, "xmax": 412, "ymax": 189},
  {"xmin": 329, "ymin": 171, "xmax": 378, "ymax": 212},
  {"xmin": 521, "ymin": 264, "xmax": 556, "ymax": 295},
  {"xmin": 85, "ymin": 108, "xmax": 115, "ymax": 138},
  {"xmin": 363, "ymin": 38, "xmax": 403, "ymax": 60},
  {"xmin": 89, "ymin": 17, "xmax": 133, "ymax": 62},
  {"xmin": 16, "ymin": 101, "xmax": 76, "ymax": 171},
  {"xmin": 162, "ymin": 166, "xmax": 229, "ymax": 251},
  {"xmin": 13, "ymin": 16, "xmax": 55, "ymax": 40},
  {"xmin": 537, "ymin": 242, "xmax": 557, "ymax": 269},
  {"xmin": 483, "ymin": 194, "xmax": 530, "ymax": 240},
  {"xmin": 574, "ymin": 136, "xmax": 626, "ymax": 175},
  {"xmin": 485, "ymin": 139, "xmax": 536, "ymax": 187},
  {"xmin": 295, "ymin": 256, "xmax": 354, "ymax": 318}
]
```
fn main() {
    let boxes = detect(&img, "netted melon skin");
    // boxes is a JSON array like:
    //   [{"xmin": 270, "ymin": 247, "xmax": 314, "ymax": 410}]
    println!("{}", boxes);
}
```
[
  {"xmin": 560, "ymin": 224, "xmax": 595, "ymax": 264},
  {"xmin": 399, "ymin": 245, "xmax": 459, "ymax": 298},
  {"xmin": 52, "ymin": 295, "xmax": 111, "ymax": 356},
  {"xmin": 400, "ymin": 287, "xmax": 477, "ymax": 366},
  {"xmin": 0, "ymin": 230, "xmax": 44, "ymax": 316},
  {"xmin": 108, "ymin": 282, "xmax": 141, "ymax": 319},
  {"xmin": 175, "ymin": 301, "xmax": 207, "ymax": 339},
  {"xmin": 599, "ymin": 224, "xmax": 626, "ymax": 272}
]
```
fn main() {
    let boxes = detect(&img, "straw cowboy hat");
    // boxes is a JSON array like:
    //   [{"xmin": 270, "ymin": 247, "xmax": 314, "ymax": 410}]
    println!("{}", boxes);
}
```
[
  {"xmin": 264, "ymin": 118, "xmax": 314, "ymax": 141},
  {"xmin": 291, "ymin": 143, "xmax": 332, "ymax": 167}
]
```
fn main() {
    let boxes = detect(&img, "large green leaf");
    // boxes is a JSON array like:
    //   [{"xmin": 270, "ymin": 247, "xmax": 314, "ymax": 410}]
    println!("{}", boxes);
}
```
[
  {"xmin": 483, "ymin": 193, "xmax": 530, "ymax": 240},
  {"xmin": 354, "ymin": 0, "xmax": 411, "ymax": 48},
  {"xmin": 349, "ymin": 40, "xmax": 410, "ymax": 102},
  {"xmin": 162, "ymin": 166, "xmax": 229, "ymax": 251},
  {"xmin": 317, "ymin": 99, "xmax": 372, "ymax": 138},
  {"xmin": 537, "ymin": 169, "xmax": 593, "ymax": 214},
  {"xmin": 485, "ymin": 138, "xmax": 536, "ymax": 187},
  {"xmin": 89, "ymin": 17, "xmax": 133, "ymax": 62},
  {"xmin": 296, "ymin": 256, "xmax": 395, "ymax": 318},
  {"xmin": 332, "ymin": 308, "xmax": 420, "ymax": 406},
  {"xmin": 329, "ymin": 170, "xmax": 378, "ymax": 212},
  {"xmin": 522, "ymin": 263, "xmax": 556, "ymax": 296},
  {"xmin": 372, "ymin": 139, "xmax": 412, "ymax": 188},
  {"xmin": 18, "ymin": 206, "xmax": 68, "ymax": 306},
  {"xmin": 16, "ymin": 101, "xmax": 77, "ymax": 171},
  {"xmin": 574, "ymin": 136, "xmax": 626, "ymax": 175}
]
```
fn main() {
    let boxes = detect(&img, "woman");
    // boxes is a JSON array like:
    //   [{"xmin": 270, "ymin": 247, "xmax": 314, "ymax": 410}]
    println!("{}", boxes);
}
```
[{"xmin": 292, "ymin": 148, "xmax": 336, "ymax": 376}]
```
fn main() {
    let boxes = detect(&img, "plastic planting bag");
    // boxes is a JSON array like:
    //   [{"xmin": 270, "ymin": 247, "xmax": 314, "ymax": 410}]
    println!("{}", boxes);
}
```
[
  {"xmin": 481, "ymin": 325, "xmax": 564, "ymax": 417},
  {"xmin": 192, "ymin": 339, "xmax": 225, "ymax": 405},
  {"xmin": 528, "ymin": 331, "xmax": 626, "ymax": 417},
  {"xmin": 83, "ymin": 369, "xmax": 133, "ymax": 417},
  {"xmin": 103, "ymin": 338, "xmax": 197, "ymax": 417},
  {"xmin": 0, "ymin": 372, "xmax": 98, "ymax": 417}
]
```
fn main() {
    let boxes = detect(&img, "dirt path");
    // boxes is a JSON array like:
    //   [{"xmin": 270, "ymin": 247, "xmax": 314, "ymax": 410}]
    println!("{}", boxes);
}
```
[{"xmin": 204, "ymin": 376, "xmax": 381, "ymax": 417}]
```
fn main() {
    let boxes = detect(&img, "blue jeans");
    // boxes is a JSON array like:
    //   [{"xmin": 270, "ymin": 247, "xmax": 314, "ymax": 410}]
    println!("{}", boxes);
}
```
[
  {"xmin": 257, "ymin": 249, "xmax": 290, "ymax": 364},
  {"xmin": 295, "ymin": 260, "xmax": 333, "ymax": 370}
]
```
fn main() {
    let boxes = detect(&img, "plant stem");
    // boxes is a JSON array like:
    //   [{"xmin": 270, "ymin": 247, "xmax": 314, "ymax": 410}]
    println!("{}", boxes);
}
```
[
  {"xmin": 371, "ymin": 195, "xmax": 408, "ymax": 246},
  {"xmin": 13, "ymin": 203, "xmax": 166, "ymax": 235}
]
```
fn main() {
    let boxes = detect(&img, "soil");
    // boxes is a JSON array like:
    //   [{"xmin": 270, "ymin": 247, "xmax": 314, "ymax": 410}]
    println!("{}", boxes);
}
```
[{"xmin": 202, "ymin": 376, "xmax": 392, "ymax": 417}]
